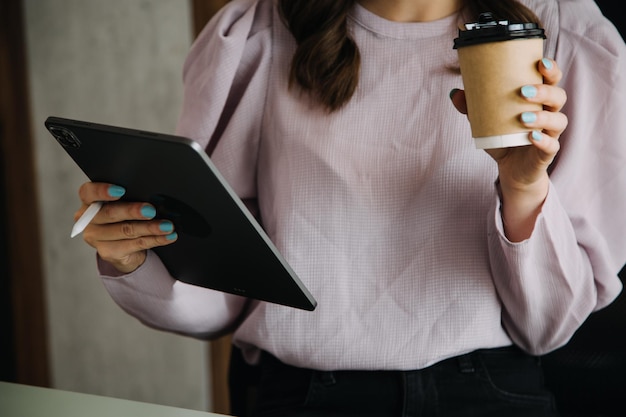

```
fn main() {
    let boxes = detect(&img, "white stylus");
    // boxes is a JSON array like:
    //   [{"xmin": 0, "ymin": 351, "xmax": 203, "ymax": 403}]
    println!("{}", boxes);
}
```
[{"xmin": 71, "ymin": 201, "xmax": 103, "ymax": 238}]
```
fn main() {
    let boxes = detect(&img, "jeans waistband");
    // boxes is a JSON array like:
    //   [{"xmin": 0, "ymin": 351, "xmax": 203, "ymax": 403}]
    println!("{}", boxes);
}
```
[
  {"xmin": 259, "ymin": 345, "xmax": 524, "ymax": 375},
  {"xmin": 251, "ymin": 346, "xmax": 556, "ymax": 417}
]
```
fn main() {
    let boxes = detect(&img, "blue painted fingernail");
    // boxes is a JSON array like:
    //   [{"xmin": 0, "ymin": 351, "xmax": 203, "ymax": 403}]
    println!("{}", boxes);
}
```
[
  {"xmin": 141, "ymin": 205, "xmax": 156, "ymax": 219},
  {"xmin": 521, "ymin": 112, "xmax": 537, "ymax": 123},
  {"xmin": 541, "ymin": 58, "xmax": 553, "ymax": 70},
  {"xmin": 531, "ymin": 130, "xmax": 543, "ymax": 141},
  {"xmin": 107, "ymin": 185, "xmax": 126, "ymax": 197},
  {"xmin": 166, "ymin": 232, "xmax": 178, "ymax": 241},
  {"xmin": 159, "ymin": 221, "xmax": 173, "ymax": 233},
  {"xmin": 521, "ymin": 85, "xmax": 537, "ymax": 98},
  {"xmin": 449, "ymin": 88, "xmax": 460, "ymax": 100}
]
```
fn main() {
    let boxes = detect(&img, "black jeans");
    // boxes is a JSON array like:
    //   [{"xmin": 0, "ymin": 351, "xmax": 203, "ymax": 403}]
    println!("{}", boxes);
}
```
[{"xmin": 250, "ymin": 346, "xmax": 559, "ymax": 417}]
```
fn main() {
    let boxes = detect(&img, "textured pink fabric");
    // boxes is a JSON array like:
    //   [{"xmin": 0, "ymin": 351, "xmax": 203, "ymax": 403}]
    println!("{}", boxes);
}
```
[{"xmin": 100, "ymin": 0, "xmax": 626, "ymax": 371}]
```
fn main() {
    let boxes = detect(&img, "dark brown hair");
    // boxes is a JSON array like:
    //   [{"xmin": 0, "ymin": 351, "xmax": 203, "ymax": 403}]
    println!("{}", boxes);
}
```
[{"xmin": 278, "ymin": 0, "xmax": 541, "ymax": 112}]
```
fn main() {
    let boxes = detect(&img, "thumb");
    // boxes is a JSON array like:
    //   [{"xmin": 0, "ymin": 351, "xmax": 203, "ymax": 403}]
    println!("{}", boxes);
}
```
[{"xmin": 449, "ymin": 88, "xmax": 468, "ymax": 114}]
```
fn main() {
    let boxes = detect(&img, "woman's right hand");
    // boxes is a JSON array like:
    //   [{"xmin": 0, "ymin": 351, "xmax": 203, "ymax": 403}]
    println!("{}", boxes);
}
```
[{"xmin": 76, "ymin": 182, "xmax": 178, "ymax": 274}]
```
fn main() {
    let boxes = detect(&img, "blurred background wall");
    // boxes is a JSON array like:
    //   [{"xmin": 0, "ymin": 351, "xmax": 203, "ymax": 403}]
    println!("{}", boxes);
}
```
[{"xmin": 21, "ymin": 0, "xmax": 210, "ymax": 411}]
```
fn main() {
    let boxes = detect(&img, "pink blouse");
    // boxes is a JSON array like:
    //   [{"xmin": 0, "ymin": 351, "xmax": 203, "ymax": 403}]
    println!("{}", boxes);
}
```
[{"xmin": 98, "ymin": 0, "xmax": 626, "ymax": 371}]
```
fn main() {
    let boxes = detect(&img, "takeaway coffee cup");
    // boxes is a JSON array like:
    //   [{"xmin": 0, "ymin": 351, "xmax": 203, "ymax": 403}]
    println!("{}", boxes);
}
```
[{"xmin": 453, "ymin": 12, "xmax": 546, "ymax": 149}]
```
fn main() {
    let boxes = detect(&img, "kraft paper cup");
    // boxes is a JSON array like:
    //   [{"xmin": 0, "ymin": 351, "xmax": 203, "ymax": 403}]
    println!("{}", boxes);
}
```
[{"xmin": 454, "ymin": 13, "xmax": 546, "ymax": 149}]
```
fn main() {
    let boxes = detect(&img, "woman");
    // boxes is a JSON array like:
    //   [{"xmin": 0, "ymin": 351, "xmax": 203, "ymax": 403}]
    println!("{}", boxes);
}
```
[{"xmin": 75, "ymin": 0, "xmax": 626, "ymax": 415}]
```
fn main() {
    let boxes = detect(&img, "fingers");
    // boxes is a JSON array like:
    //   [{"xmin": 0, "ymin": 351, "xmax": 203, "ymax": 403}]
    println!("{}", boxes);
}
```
[
  {"xmin": 86, "ymin": 222, "xmax": 177, "ymax": 273},
  {"xmin": 78, "ymin": 182, "xmax": 126, "ymax": 205},
  {"xmin": 521, "ymin": 59, "xmax": 567, "ymax": 112},
  {"xmin": 93, "ymin": 201, "xmax": 159, "ymax": 225},
  {"xmin": 75, "ymin": 181, "xmax": 178, "ymax": 274},
  {"xmin": 81, "ymin": 198, "xmax": 178, "ymax": 247},
  {"xmin": 517, "ymin": 57, "xmax": 568, "ymax": 152},
  {"xmin": 520, "ymin": 103, "xmax": 567, "ymax": 161},
  {"xmin": 527, "ymin": 130, "xmax": 561, "ymax": 161},
  {"xmin": 82, "ymin": 210, "xmax": 178, "ymax": 273},
  {"xmin": 520, "ymin": 83, "xmax": 567, "ymax": 113},
  {"xmin": 86, "ymin": 224, "xmax": 177, "ymax": 263},
  {"xmin": 74, "ymin": 182, "xmax": 127, "ymax": 221},
  {"xmin": 84, "ymin": 219, "xmax": 175, "ymax": 242},
  {"xmin": 520, "ymin": 108, "xmax": 568, "ymax": 139},
  {"xmin": 538, "ymin": 58, "xmax": 562, "ymax": 86}
]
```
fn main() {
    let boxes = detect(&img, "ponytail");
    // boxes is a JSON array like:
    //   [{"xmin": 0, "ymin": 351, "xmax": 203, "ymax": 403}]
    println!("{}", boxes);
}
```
[{"xmin": 278, "ymin": 0, "xmax": 359, "ymax": 112}]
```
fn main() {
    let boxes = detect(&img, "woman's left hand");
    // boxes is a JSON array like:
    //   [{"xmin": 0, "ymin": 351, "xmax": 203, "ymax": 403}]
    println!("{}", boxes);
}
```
[{"xmin": 450, "ymin": 58, "xmax": 568, "ymax": 241}]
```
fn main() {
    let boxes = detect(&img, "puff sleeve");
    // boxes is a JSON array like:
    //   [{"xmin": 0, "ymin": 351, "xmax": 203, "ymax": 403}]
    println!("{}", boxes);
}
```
[
  {"xmin": 488, "ymin": 0, "xmax": 626, "ymax": 354},
  {"xmin": 99, "ymin": 0, "xmax": 274, "ymax": 339}
]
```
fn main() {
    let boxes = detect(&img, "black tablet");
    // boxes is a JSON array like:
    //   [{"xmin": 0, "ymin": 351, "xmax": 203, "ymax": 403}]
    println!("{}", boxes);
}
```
[{"xmin": 45, "ymin": 116, "xmax": 317, "ymax": 311}]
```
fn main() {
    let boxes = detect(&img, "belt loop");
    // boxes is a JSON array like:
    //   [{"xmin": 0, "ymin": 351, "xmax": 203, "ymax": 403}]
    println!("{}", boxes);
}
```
[
  {"xmin": 457, "ymin": 354, "xmax": 475, "ymax": 373},
  {"xmin": 318, "ymin": 370, "xmax": 336, "ymax": 386}
]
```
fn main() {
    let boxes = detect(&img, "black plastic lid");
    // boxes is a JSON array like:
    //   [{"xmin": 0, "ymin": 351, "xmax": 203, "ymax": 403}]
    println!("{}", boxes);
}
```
[{"xmin": 453, "ymin": 12, "xmax": 545, "ymax": 49}]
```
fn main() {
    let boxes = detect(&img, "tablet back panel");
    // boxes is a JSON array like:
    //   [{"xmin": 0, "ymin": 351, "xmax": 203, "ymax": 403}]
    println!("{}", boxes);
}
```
[{"xmin": 45, "ymin": 116, "xmax": 317, "ymax": 311}]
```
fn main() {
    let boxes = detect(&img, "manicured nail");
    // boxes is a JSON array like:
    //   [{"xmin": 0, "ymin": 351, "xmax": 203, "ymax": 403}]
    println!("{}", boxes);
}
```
[
  {"xmin": 531, "ymin": 130, "xmax": 543, "ymax": 141},
  {"xmin": 521, "ymin": 85, "xmax": 537, "ymax": 98},
  {"xmin": 541, "ymin": 58, "xmax": 553, "ymax": 70},
  {"xmin": 449, "ymin": 88, "xmax": 460, "ymax": 100},
  {"xmin": 165, "ymin": 232, "xmax": 178, "ymax": 241},
  {"xmin": 159, "ymin": 221, "xmax": 174, "ymax": 233},
  {"xmin": 141, "ymin": 205, "xmax": 156, "ymax": 219},
  {"xmin": 521, "ymin": 112, "xmax": 537, "ymax": 123},
  {"xmin": 107, "ymin": 185, "xmax": 126, "ymax": 197}
]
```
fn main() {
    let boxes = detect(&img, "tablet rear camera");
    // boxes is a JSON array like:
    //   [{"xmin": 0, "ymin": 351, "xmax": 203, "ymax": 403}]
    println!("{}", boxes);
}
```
[{"xmin": 49, "ymin": 126, "xmax": 81, "ymax": 148}]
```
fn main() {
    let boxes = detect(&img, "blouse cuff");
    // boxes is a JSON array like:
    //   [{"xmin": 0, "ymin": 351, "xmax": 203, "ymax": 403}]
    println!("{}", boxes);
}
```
[{"xmin": 491, "ymin": 180, "xmax": 556, "ymax": 245}]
